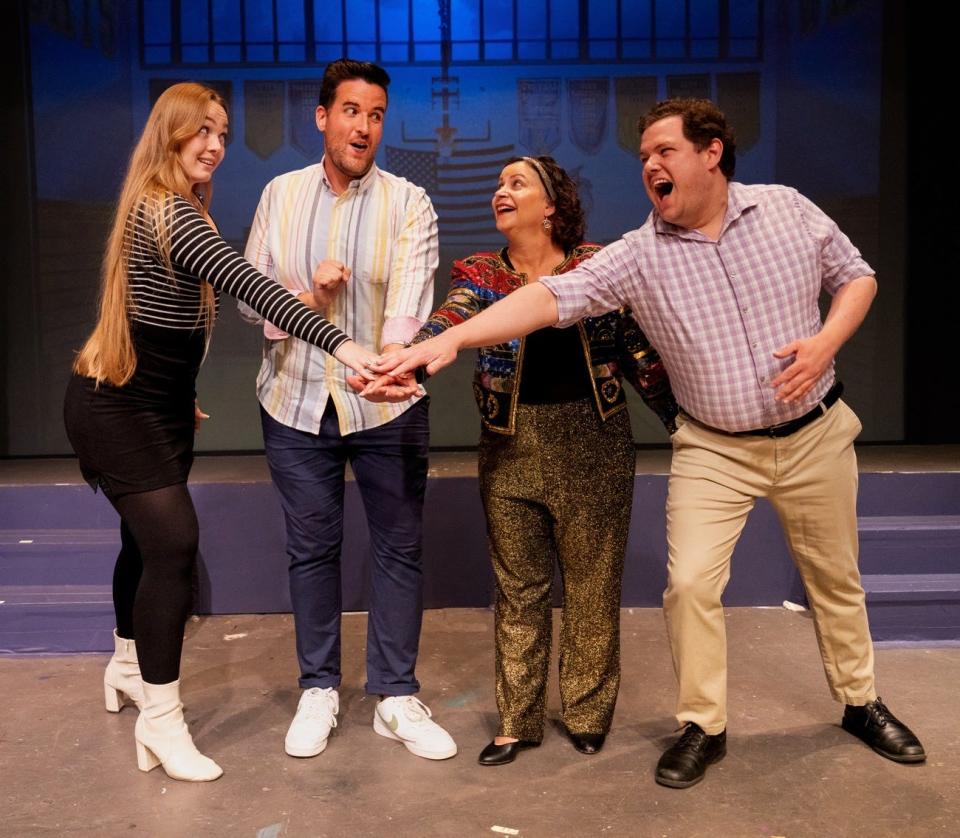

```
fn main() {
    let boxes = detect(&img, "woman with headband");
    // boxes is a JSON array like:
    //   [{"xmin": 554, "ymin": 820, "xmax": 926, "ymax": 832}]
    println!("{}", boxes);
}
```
[{"xmin": 360, "ymin": 156, "xmax": 677, "ymax": 763}]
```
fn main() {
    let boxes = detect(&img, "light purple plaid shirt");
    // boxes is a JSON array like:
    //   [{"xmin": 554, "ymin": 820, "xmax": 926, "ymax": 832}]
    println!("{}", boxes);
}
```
[{"xmin": 541, "ymin": 183, "xmax": 873, "ymax": 432}]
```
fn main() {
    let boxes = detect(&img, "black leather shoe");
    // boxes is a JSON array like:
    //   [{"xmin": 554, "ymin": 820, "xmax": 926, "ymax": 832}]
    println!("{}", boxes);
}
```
[
  {"xmin": 655, "ymin": 723, "xmax": 726, "ymax": 788},
  {"xmin": 566, "ymin": 731, "xmax": 606, "ymax": 755},
  {"xmin": 842, "ymin": 698, "xmax": 926, "ymax": 763},
  {"xmin": 478, "ymin": 739, "xmax": 539, "ymax": 766}
]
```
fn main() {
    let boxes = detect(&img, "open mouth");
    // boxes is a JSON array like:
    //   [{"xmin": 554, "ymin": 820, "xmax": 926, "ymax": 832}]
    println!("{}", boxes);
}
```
[
  {"xmin": 653, "ymin": 180, "xmax": 674, "ymax": 197},
  {"xmin": 494, "ymin": 204, "xmax": 515, "ymax": 215},
  {"xmin": 350, "ymin": 142, "xmax": 369, "ymax": 152}
]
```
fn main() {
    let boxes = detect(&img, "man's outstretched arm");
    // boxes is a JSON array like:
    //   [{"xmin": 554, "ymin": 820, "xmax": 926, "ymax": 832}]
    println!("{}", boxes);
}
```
[{"xmin": 368, "ymin": 282, "xmax": 559, "ymax": 381}]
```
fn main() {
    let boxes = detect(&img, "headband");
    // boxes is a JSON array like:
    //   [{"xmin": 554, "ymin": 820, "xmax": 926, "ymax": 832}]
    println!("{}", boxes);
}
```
[{"xmin": 522, "ymin": 156, "xmax": 557, "ymax": 203}]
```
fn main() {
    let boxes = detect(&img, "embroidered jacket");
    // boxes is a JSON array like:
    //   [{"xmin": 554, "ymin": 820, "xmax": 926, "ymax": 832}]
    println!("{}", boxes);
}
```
[{"xmin": 414, "ymin": 245, "xmax": 678, "ymax": 435}]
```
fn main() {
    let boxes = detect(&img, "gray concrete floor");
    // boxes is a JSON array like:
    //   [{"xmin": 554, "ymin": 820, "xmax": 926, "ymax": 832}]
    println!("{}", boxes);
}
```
[{"xmin": 2, "ymin": 608, "xmax": 958, "ymax": 837}]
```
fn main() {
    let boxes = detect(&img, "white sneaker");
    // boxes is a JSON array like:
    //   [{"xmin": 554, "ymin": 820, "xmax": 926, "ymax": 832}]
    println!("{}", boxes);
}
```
[
  {"xmin": 285, "ymin": 687, "xmax": 339, "ymax": 758},
  {"xmin": 373, "ymin": 695, "xmax": 458, "ymax": 760}
]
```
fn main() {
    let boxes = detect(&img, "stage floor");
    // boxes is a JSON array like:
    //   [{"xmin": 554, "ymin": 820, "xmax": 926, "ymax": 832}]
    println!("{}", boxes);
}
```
[
  {"xmin": 1, "ymin": 444, "xmax": 959, "ymax": 485},
  {"xmin": 3, "ymin": 608, "xmax": 958, "ymax": 837}
]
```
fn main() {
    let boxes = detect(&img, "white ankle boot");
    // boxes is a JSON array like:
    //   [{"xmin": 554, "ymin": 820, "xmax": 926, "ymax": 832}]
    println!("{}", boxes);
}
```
[
  {"xmin": 104, "ymin": 630, "xmax": 145, "ymax": 712},
  {"xmin": 134, "ymin": 680, "xmax": 223, "ymax": 782}
]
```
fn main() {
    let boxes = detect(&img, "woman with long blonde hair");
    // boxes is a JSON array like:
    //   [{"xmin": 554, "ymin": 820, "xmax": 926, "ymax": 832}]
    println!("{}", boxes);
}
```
[{"xmin": 64, "ymin": 82, "xmax": 374, "ymax": 782}]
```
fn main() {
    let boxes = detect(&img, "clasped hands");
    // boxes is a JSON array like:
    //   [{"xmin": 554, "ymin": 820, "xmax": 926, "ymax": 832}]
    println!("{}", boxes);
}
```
[
  {"xmin": 342, "ymin": 332, "xmax": 459, "ymax": 403},
  {"xmin": 344, "ymin": 340, "xmax": 438, "ymax": 403},
  {"xmin": 344, "ymin": 347, "xmax": 423, "ymax": 403}
]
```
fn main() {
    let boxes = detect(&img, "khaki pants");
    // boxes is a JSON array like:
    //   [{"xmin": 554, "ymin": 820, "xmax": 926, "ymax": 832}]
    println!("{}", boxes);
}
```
[{"xmin": 664, "ymin": 399, "xmax": 876, "ymax": 734}]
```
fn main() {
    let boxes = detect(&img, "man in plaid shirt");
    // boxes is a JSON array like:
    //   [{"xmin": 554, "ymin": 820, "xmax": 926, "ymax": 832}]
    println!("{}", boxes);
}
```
[{"xmin": 370, "ymin": 98, "xmax": 925, "ymax": 787}]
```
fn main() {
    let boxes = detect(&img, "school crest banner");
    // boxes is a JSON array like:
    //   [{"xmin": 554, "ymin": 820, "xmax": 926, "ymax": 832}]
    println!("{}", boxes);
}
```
[
  {"xmin": 615, "ymin": 76, "xmax": 657, "ymax": 155},
  {"xmin": 716, "ymin": 72, "xmax": 761, "ymax": 152},
  {"xmin": 567, "ymin": 78, "xmax": 609, "ymax": 154},
  {"xmin": 288, "ymin": 80, "xmax": 322, "ymax": 159},
  {"xmin": 517, "ymin": 79, "xmax": 561, "ymax": 155},
  {"xmin": 666, "ymin": 75, "xmax": 710, "ymax": 100},
  {"xmin": 245, "ymin": 81, "xmax": 284, "ymax": 160}
]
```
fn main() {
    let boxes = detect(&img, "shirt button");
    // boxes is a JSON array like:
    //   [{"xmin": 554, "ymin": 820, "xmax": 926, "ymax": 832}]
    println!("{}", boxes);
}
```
[{"xmin": 752, "ymin": 342, "xmax": 758, "ymax": 348}]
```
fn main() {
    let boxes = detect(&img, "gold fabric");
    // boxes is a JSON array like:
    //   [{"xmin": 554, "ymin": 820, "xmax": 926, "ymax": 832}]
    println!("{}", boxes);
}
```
[{"xmin": 479, "ymin": 399, "xmax": 635, "ymax": 740}]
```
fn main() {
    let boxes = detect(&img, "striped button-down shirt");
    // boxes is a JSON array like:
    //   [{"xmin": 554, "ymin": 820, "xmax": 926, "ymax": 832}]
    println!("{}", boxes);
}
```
[
  {"xmin": 240, "ymin": 160, "xmax": 438, "ymax": 435},
  {"xmin": 540, "ymin": 182, "xmax": 873, "ymax": 433}
]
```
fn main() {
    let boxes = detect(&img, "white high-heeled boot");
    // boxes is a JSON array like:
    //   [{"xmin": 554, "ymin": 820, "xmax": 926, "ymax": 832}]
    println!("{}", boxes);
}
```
[
  {"xmin": 134, "ymin": 680, "xmax": 223, "ymax": 782},
  {"xmin": 104, "ymin": 630, "xmax": 145, "ymax": 712}
]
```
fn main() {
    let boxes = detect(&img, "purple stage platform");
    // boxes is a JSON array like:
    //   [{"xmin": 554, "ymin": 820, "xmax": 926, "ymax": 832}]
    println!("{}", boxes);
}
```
[{"xmin": 1, "ymin": 446, "xmax": 958, "ymax": 654}]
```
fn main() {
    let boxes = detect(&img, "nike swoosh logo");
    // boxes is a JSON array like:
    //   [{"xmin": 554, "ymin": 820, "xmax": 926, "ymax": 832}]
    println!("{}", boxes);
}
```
[{"xmin": 385, "ymin": 713, "xmax": 399, "ymax": 732}]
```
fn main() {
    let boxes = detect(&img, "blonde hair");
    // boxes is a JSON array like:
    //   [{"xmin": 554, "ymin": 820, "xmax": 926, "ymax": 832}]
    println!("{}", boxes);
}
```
[{"xmin": 74, "ymin": 82, "xmax": 227, "ymax": 385}]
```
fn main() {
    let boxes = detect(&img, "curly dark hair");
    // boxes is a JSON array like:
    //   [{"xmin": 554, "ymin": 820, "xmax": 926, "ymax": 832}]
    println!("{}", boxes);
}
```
[
  {"xmin": 318, "ymin": 58, "xmax": 391, "ymax": 108},
  {"xmin": 506, "ymin": 155, "xmax": 585, "ymax": 253},
  {"xmin": 638, "ymin": 98, "xmax": 737, "ymax": 179}
]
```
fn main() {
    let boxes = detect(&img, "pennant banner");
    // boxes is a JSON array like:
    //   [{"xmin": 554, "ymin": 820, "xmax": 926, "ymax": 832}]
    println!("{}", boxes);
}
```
[
  {"xmin": 615, "ymin": 76, "xmax": 657, "ymax": 155},
  {"xmin": 567, "ymin": 77, "xmax": 609, "ymax": 155},
  {"xmin": 518, "ymin": 79, "xmax": 561, "ymax": 155},
  {"xmin": 666, "ymin": 74, "xmax": 711, "ymax": 100},
  {"xmin": 245, "ymin": 81, "xmax": 284, "ymax": 160},
  {"xmin": 288, "ymin": 80, "xmax": 322, "ymax": 159},
  {"xmin": 716, "ymin": 72, "xmax": 761, "ymax": 152}
]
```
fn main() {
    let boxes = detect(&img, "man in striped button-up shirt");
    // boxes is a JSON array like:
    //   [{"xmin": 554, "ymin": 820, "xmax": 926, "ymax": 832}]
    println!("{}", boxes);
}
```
[
  {"xmin": 240, "ymin": 59, "xmax": 456, "ymax": 763},
  {"xmin": 371, "ymin": 98, "xmax": 925, "ymax": 785}
]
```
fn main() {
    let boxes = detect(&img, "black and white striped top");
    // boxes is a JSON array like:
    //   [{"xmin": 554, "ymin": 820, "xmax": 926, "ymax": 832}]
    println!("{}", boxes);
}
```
[{"xmin": 126, "ymin": 194, "xmax": 349, "ymax": 355}]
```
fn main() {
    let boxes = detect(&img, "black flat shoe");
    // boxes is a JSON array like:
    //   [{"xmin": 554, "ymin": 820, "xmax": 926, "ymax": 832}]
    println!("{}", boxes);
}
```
[
  {"xmin": 566, "ymin": 731, "xmax": 606, "ymax": 755},
  {"xmin": 478, "ymin": 739, "xmax": 539, "ymax": 766},
  {"xmin": 842, "ymin": 698, "xmax": 926, "ymax": 763},
  {"xmin": 655, "ymin": 723, "xmax": 726, "ymax": 789}
]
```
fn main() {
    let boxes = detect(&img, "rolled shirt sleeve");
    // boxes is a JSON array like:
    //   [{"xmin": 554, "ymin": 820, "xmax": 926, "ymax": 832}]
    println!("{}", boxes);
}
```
[
  {"xmin": 539, "ymin": 237, "xmax": 635, "ymax": 326},
  {"xmin": 793, "ymin": 191, "xmax": 874, "ymax": 296}
]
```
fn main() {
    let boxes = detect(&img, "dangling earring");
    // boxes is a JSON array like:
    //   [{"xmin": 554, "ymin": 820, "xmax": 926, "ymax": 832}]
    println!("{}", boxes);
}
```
[{"xmin": 542, "ymin": 217, "xmax": 553, "ymax": 231}]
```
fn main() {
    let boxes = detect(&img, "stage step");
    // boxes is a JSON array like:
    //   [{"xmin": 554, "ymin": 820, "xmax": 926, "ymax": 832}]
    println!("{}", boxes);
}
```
[
  {"xmin": 862, "ymin": 573, "xmax": 960, "ymax": 599},
  {"xmin": 0, "ymin": 528, "xmax": 119, "ymax": 584},
  {"xmin": 859, "ymin": 515, "xmax": 960, "ymax": 641},
  {"xmin": 858, "ymin": 515, "xmax": 960, "ymax": 575},
  {"xmin": 0, "ymin": 584, "xmax": 114, "ymax": 655},
  {"xmin": 1, "ymin": 456, "xmax": 958, "ymax": 653}
]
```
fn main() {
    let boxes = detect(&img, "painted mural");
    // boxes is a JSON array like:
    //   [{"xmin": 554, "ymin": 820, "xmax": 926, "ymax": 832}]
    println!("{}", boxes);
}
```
[{"xmin": 17, "ymin": 0, "xmax": 889, "ymax": 453}]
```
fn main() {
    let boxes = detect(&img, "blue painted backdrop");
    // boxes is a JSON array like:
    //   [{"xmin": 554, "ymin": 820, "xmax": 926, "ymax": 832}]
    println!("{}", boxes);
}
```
[{"xmin": 13, "ymin": 0, "xmax": 892, "ymax": 454}]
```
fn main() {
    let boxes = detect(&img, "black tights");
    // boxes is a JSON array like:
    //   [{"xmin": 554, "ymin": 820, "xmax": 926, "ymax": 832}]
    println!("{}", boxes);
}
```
[{"xmin": 110, "ymin": 483, "xmax": 199, "ymax": 684}]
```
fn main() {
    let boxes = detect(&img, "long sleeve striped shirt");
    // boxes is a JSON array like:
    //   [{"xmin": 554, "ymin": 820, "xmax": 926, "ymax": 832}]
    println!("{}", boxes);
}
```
[
  {"xmin": 128, "ymin": 193, "xmax": 348, "ymax": 355},
  {"xmin": 240, "ymin": 160, "xmax": 438, "ymax": 435}
]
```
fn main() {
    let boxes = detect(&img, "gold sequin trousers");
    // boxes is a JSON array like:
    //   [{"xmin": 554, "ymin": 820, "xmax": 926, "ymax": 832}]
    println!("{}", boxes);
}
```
[{"xmin": 478, "ymin": 399, "xmax": 635, "ymax": 740}]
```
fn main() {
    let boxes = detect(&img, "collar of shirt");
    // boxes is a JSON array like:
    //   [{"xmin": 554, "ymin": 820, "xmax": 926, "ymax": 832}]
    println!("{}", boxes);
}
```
[
  {"xmin": 652, "ymin": 181, "xmax": 760, "ymax": 242},
  {"xmin": 318, "ymin": 157, "xmax": 379, "ymax": 196}
]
